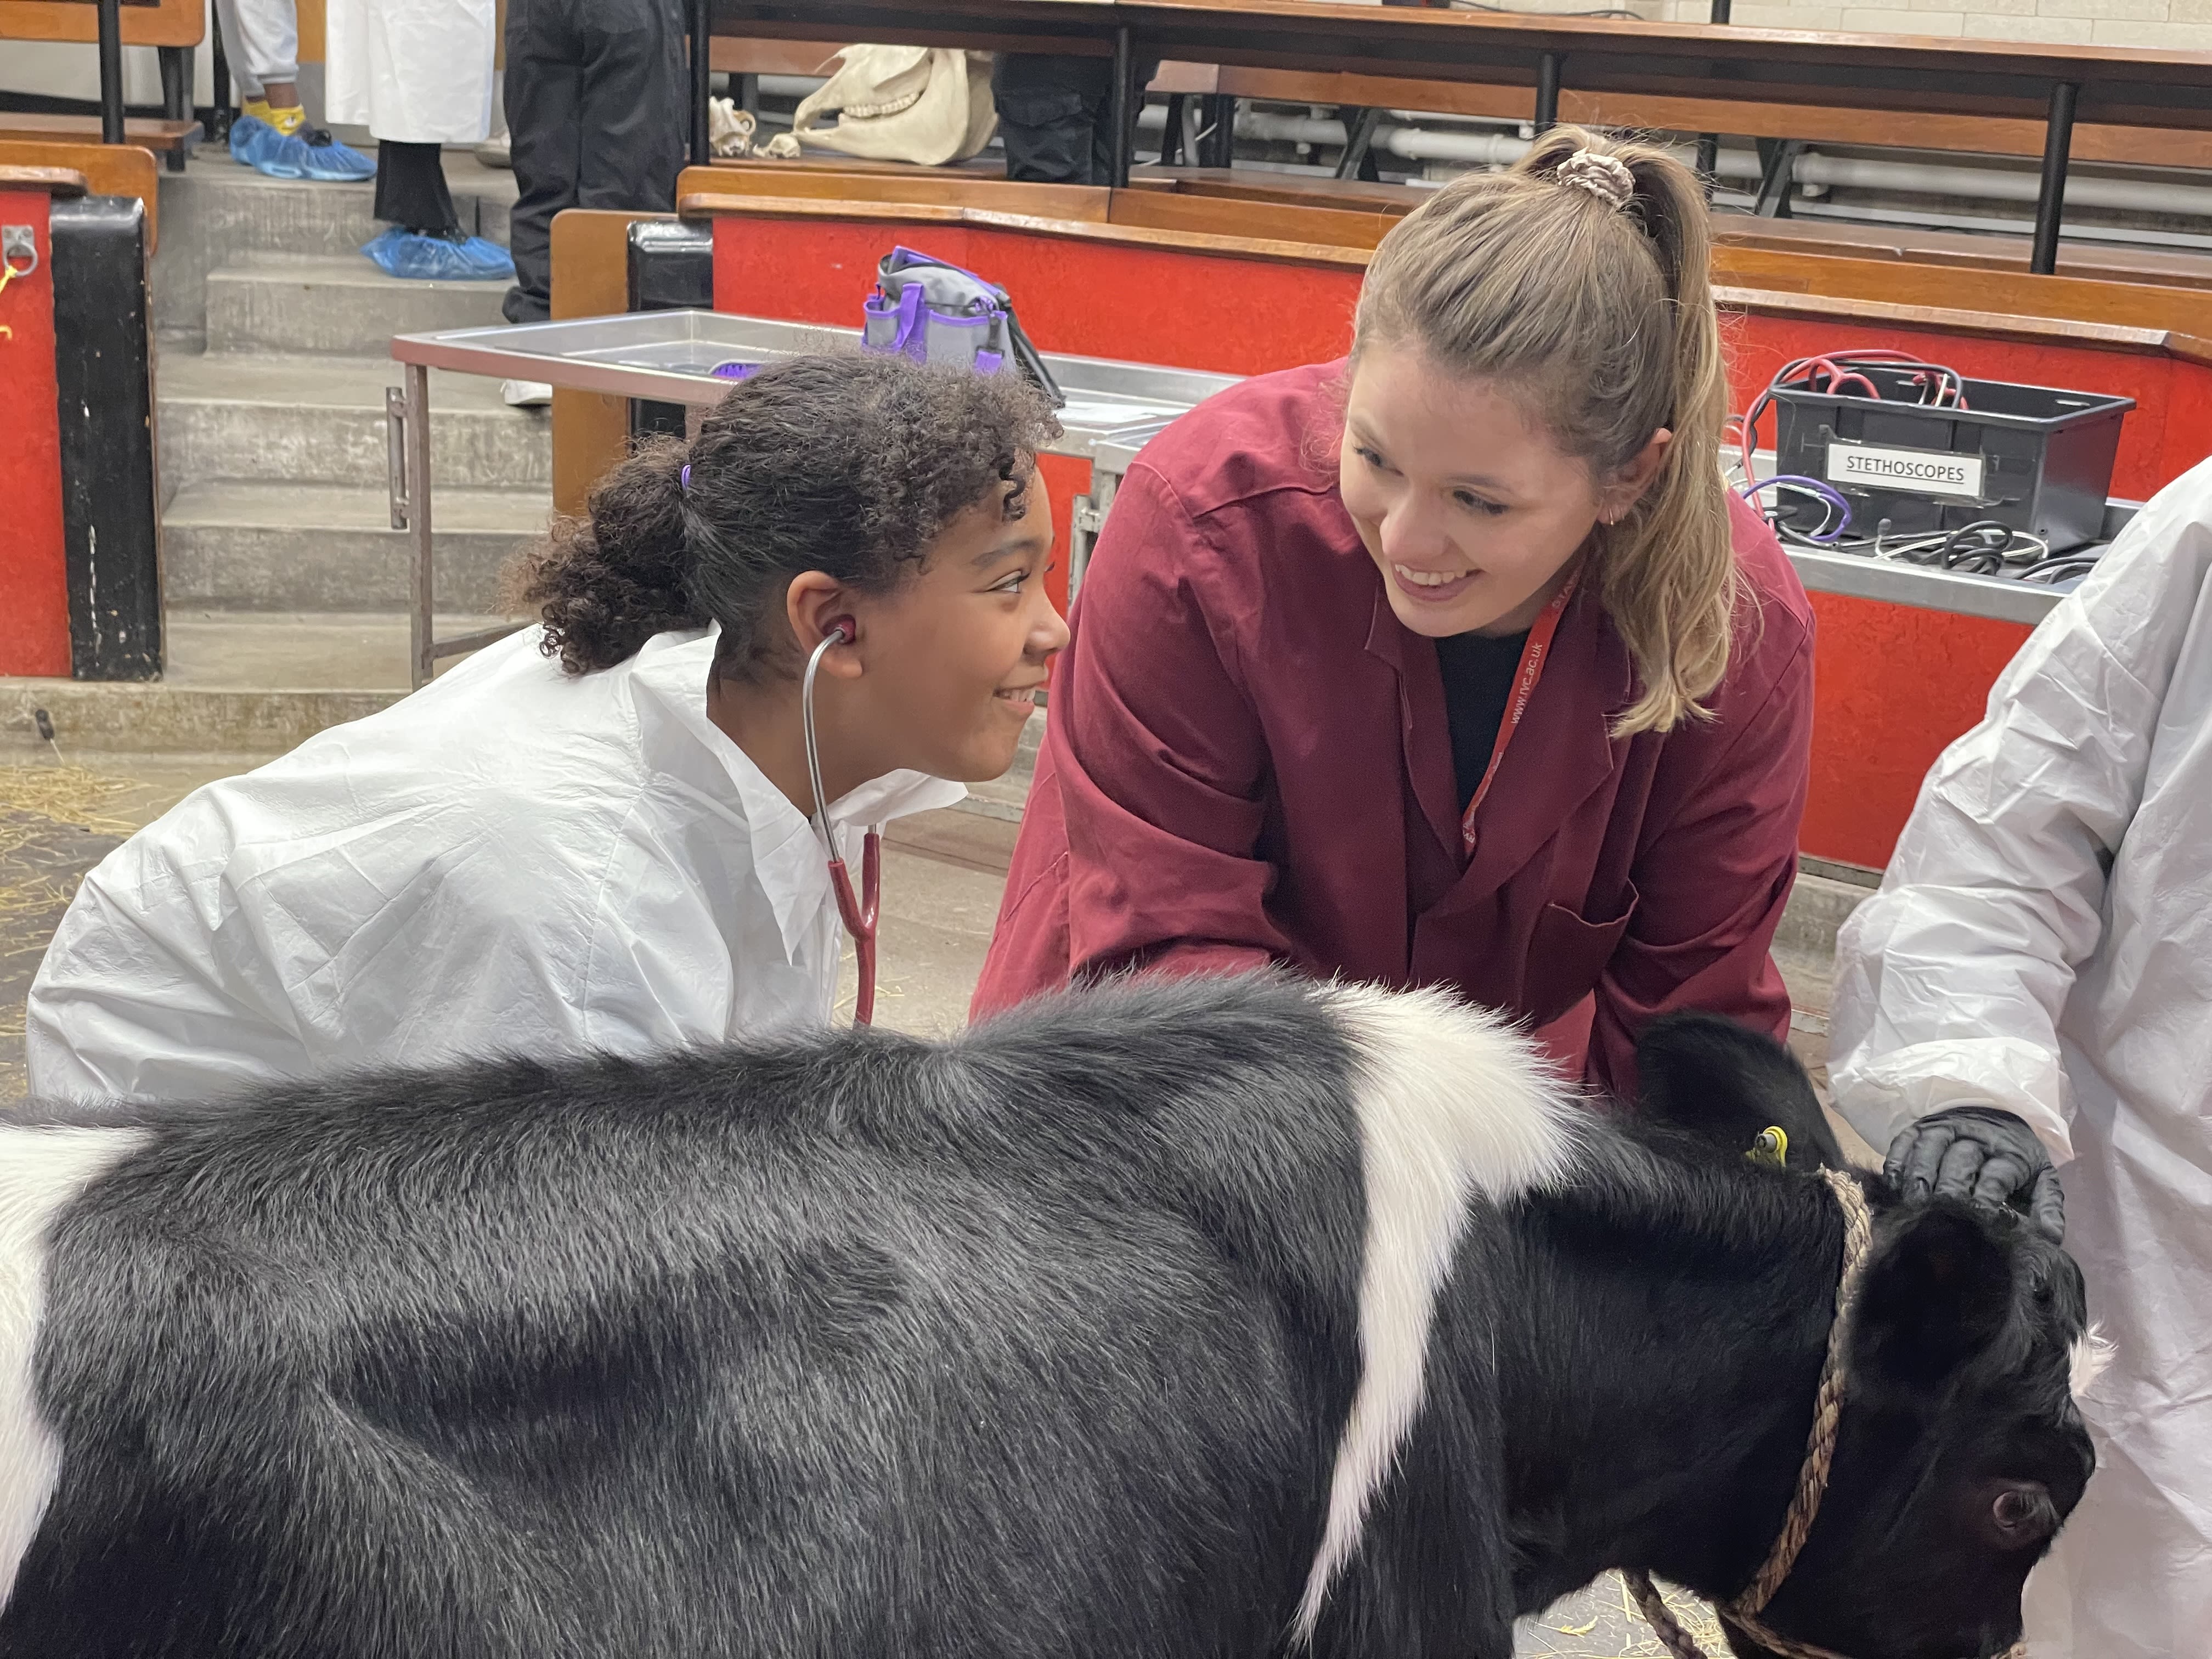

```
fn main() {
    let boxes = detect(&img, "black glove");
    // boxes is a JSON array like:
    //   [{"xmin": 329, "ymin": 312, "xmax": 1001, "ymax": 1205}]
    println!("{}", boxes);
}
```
[{"xmin": 1885, "ymin": 1106, "xmax": 2066, "ymax": 1244}]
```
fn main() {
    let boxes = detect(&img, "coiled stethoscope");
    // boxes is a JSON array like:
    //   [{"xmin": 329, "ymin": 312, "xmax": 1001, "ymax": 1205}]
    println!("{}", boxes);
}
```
[{"xmin": 801, "ymin": 621, "xmax": 883, "ymax": 1024}]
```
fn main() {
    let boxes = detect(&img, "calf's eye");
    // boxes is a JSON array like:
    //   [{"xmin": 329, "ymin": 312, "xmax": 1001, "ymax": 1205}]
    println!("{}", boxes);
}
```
[{"xmin": 1989, "ymin": 1481, "xmax": 2058, "ymax": 1545}]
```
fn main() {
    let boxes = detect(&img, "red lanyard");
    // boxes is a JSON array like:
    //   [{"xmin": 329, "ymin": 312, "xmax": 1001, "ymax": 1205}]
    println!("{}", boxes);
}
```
[{"xmin": 1460, "ymin": 575, "xmax": 1577, "ymax": 855}]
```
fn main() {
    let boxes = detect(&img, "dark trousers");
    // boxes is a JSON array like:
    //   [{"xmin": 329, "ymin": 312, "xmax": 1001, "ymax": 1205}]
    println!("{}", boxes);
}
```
[
  {"xmin": 991, "ymin": 53, "xmax": 1157, "ymax": 185},
  {"xmin": 501, "ymin": 0, "xmax": 688, "ymax": 324},
  {"xmin": 374, "ymin": 140, "xmax": 460, "ymax": 235}
]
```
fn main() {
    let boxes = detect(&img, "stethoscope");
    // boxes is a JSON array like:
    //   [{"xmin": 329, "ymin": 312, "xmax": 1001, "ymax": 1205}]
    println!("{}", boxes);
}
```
[{"xmin": 802, "ymin": 622, "xmax": 883, "ymax": 1024}]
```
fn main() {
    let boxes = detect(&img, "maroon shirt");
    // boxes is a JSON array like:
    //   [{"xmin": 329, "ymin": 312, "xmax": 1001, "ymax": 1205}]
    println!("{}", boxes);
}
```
[{"xmin": 975, "ymin": 362, "xmax": 1815, "ymax": 1094}]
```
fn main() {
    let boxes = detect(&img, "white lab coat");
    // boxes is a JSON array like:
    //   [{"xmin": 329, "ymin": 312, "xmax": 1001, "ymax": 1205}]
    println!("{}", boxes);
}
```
[
  {"xmin": 1830, "ymin": 458, "xmax": 2212, "ymax": 1659},
  {"xmin": 25, "ymin": 628, "xmax": 961, "ymax": 1105},
  {"xmin": 324, "ymin": 0, "xmax": 496, "ymax": 144}
]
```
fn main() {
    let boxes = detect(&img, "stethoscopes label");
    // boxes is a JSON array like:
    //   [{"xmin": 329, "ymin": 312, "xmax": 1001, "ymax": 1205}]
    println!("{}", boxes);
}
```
[{"xmin": 1826, "ymin": 441, "xmax": 1985, "ymax": 501}]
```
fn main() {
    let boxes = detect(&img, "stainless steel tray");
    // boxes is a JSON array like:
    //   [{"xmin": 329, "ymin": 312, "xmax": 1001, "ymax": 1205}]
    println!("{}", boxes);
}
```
[{"xmin": 390, "ymin": 310, "xmax": 1240, "ymax": 460}]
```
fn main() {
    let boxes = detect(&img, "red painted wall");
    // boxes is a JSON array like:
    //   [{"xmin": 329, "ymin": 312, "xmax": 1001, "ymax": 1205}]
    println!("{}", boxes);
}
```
[
  {"xmin": 1802, "ymin": 593, "xmax": 2032, "ymax": 871},
  {"xmin": 712, "ymin": 212, "xmax": 2212, "ymax": 870},
  {"xmin": 0, "ymin": 190, "xmax": 69, "ymax": 678},
  {"xmin": 712, "ymin": 218, "xmax": 1362, "ymax": 376}
]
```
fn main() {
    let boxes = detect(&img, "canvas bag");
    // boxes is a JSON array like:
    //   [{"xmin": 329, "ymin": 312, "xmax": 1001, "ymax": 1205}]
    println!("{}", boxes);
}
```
[
  {"xmin": 770, "ymin": 44, "xmax": 997, "ymax": 166},
  {"xmin": 861, "ymin": 246, "xmax": 1065, "ymax": 407}
]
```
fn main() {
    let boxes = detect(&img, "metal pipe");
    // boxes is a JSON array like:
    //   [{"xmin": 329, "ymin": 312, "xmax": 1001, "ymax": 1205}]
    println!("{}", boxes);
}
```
[
  {"xmin": 2034, "ymin": 81, "xmax": 2080, "ymax": 275},
  {"xmin": 96, "ymin": 0, "xmax": 125, "ymax": 145}
]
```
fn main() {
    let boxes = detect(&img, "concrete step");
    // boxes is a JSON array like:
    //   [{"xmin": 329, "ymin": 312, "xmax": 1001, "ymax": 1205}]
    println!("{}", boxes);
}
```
[
  {"xmin": 158, "ymin": 352, "xmax": 552, "ymax": 496},
  {"xmin": 154, "ymin": 149, "xmax": 518, "ymax": 346},
  {"xmin": 205, "ymin": 252, "xmax": 511, "ymax": 357},
  {"xmin": 162, "ymin": 482, "xmax": 555, "ymax": 613}
]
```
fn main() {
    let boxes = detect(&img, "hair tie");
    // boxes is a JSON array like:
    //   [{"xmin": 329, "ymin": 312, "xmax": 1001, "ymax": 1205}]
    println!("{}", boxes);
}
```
[
  {"xmin": 680, "ymin": 464, "xmax": 691, "ymax": 494},
  {"xmin": 1555, "ymin": 149, "xmax": 1635, "ymax": 211}
]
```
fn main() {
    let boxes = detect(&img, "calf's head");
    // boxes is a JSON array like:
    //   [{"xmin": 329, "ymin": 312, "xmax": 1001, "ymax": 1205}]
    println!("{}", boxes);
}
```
[{"xmin": 1635, "ymin": 1015, "xmax": 2097, "ymax": 1659}]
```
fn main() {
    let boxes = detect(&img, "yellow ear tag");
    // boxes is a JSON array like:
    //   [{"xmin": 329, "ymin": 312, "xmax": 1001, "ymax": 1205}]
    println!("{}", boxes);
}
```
[{"xmin": 1747, "ymin": 1125, "xmax": 1790, "ymax": 1168}]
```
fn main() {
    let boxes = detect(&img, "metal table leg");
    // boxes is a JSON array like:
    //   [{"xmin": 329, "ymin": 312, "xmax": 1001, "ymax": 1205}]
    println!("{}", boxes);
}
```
[
  {"xmin": 159, "ymin": 47, "xmax": 194, "ymax": 171},
  {"xmin": 690, "ymin": 0, "xmax": 714, "ymax": 170},
  {"xmin": 1197, "ymin": 93, "xmax": 1236, "ymax": 168},
  {"xmin": 1534, "ymin": 52, "xmax": 1562, "ymax": 134},
  {"xmin": 1336, "ymin": 106, "xmax": 1383, "ymax": 179},
  {"xmin": 1697, "ymin": 0, "xmax": 1731, "ymax": 199},
  {"xmin": 95, "ymin": 0, "xmax": 125, "ymax": 145},
  {"xmin": 391, "ymin": 365, "xmax": 437, "ymax": 690},
  {"xmin": 1108, "ymin": 27, "xmax": 1135, "ymax": 187},
  {"xmin": 2032, "ymin": 81, "xmax": 2079, "ymax": 277},
  {"xmin": 391, "ymin": 365, "xmax": 532, "ymax": 686}
]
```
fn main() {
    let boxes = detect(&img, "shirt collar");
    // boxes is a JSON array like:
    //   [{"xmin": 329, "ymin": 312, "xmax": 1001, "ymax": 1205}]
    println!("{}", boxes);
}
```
[{"xmin": 624, "ymin": 629, "xmax": 967, "ymax": 961}]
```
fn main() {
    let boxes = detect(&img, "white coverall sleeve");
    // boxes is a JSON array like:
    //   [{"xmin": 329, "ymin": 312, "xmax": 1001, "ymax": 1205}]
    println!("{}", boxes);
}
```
[{"xmin": 1829, "ymin": 461, "xmax": 2212, "ymax": 1166}]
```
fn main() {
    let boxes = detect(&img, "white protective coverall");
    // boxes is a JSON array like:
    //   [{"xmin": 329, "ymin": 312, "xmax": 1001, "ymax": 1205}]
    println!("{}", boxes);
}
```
[
  {"xmin": 1830, "ymin": 457, "xmax": 2212, "ymax": 1658},
  {"xmin": 26, "ymin": 628, "xmax": 959, "ymax": 1104},
  {"xmin": 325, "ymin": 0, "xmax": 496, "ymax": 144}
]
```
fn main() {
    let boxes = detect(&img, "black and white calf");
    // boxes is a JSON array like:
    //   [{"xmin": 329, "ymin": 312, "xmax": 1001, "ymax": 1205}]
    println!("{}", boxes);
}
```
[{"xmin": 0, "ymin": 975, "xmax": 2095, "ymax": 1659}]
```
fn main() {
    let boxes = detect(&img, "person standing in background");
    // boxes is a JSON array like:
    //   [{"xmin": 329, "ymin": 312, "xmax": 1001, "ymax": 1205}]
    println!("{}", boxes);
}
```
[
  {"xmin": 990, "ymin": 54, "xmax": 1156, "ymax": 185},
  {"xmin": 327, "ymin": 0, "xmax": 516, "ymax": 280},
  {"xmin": 493, "ymin": 0, "xmax": 687, "ymax": 405},
  {"xmin": 215, "ymin": 0, "xmax": 376, "ymax": 179},
  {"xmin": 499, "ymin": 0, "xmax": 687, "ymax": 326}
]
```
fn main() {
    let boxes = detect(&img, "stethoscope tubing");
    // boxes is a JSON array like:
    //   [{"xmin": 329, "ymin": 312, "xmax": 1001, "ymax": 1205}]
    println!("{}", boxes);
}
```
[{"xmin": 802, "ymin": 627, "xmax": 883, "ymax": 1025}]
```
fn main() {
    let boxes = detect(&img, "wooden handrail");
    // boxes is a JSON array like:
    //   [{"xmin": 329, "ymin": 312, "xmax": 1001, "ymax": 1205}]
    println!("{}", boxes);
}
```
[
  {"xmin": 678, "ymin": 184, "xmax": 2212, "ymax": 366},
  {"xmin": 0, "ymin": 163, "xmax": 88, "ymax": 194},
  {"xmin": 676, "ymin": 190, "xmax": 1373, "ymax": 268},
  {"xmin": 713, "ymin": 0, "xmax": 2212, "ymax": 128}
]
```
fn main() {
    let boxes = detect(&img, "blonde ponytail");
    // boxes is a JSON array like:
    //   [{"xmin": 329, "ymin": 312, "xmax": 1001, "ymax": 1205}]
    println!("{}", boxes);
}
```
[{"xmin": 1354, "ymin": 125, "xmax": 1737, "ymax": 735}]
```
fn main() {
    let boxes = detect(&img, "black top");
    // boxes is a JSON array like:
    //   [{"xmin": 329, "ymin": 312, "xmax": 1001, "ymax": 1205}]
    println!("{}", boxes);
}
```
[{"xmin": 1435, "ymin": 629, "xmax": 1531, "ymax": 814}]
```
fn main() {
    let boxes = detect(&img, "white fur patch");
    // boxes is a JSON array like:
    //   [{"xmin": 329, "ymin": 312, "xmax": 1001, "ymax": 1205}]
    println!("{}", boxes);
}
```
[
  {"xmin": 1291, "ymin": 983, "xmax": 1581, "ymax": 1643},
  {"xmin": 2070, "ymin": 1324, "xmax": 2115, "ymax": 1400},
  {"xmin": 0, "ymin": 1125, "xmax": 149, "ymax": 1610}
]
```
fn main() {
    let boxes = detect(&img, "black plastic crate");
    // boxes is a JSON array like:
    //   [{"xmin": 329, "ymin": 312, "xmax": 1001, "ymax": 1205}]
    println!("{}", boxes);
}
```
[{"xmin": 1771, "ymin": 365, "xmax": 2132, "ymax": 553}]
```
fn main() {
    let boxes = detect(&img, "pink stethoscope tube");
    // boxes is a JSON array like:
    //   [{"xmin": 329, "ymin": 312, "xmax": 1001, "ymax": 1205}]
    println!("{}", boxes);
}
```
[{"xmin": 802, "ymin": 623, "xmax": 883, "ymax": 1024}]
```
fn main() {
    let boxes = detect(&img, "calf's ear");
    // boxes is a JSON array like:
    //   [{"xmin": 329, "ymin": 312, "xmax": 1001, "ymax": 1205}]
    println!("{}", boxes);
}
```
[
  {"xmin": 1633, "ymin": 1012, "xmax": 1843, "ymax": 1171},
  {"xmin": 1855, "ymin": 1205, "xmax": 2014, "ymax": 1393}
]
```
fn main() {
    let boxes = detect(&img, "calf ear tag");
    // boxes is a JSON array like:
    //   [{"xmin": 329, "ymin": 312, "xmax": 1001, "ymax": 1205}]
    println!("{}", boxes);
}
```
[{"xmin": 1747, "ymin": 1126, "xmax": 1790, "ymax": 1168}]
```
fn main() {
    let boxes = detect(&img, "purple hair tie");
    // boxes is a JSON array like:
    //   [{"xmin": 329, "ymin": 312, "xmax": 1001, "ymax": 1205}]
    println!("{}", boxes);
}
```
[{"xmin": 680, "ymin": 464, "xmax": 691, "ymax": 494}]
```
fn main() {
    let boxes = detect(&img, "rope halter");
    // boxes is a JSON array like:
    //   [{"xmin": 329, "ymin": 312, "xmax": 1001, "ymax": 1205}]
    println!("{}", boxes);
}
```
[{"xmin": 1624, "ymin": 1168, "xmax": 2027, "ymax": 1659}]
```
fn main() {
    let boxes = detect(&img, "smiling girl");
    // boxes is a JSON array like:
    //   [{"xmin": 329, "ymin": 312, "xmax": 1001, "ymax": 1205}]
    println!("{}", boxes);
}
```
[
  {"xmin": 975, "ymin": 129, "xmax": 1816, "ymax": 1092},
  {"xmin": 29, "ymin": 354, "xmax": 1067, "ymax": 1103}
]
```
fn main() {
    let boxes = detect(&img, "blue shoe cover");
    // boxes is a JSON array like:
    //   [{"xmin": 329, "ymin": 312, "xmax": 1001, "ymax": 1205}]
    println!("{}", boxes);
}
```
[
  {"xmin": 294, "ymin": 130, "xmax": 377, "ymax": 182},
  {"xmin": 360, "ymin": 227, "xmax": 516, "ymax": 281},
  {"xmin": 229, "ymin": 114, "xmax": 290, "ymax": 173},
  {"xmin": 232, "ymin": 114, "xmax": 376, "ymax": 182}
]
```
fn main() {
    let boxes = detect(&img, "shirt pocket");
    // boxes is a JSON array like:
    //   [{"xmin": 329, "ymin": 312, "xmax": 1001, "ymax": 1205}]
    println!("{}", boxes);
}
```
[{"xmin": 1525, "ymin": 884, "xmax": 1639, "ymax": 1028}]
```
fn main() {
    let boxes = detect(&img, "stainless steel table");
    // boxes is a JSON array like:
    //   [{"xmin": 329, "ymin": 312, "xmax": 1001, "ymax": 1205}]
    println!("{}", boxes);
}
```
[{"xmin": 387, "ymin": 310, "xmax": 1239, "ymax": 688}]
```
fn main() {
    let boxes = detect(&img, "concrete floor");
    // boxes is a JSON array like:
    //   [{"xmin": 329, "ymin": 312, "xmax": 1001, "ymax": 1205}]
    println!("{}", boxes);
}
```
[{"xmin": 0, "ymin": 751, "xmax": 1833, "ymax": 1653}]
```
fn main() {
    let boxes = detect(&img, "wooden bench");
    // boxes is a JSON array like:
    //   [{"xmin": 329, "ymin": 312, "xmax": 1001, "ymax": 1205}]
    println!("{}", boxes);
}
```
[
  {"xmin": 0, "ymin": 137, "xmax": 158, "ymax": 250},
  {"xmin": 0, "ymin": 0, "xmax": 205, "ymax": 168},
  {"xmin": 709, "ymin": 2, "xmax": 2212, "ymax": 271}
]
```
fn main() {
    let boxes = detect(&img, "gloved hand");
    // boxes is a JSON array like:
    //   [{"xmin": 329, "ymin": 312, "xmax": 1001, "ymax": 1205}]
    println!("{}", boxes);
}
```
[{"xmin": 1885, "ymin": 1105, "xmax": 2065, "ymax": 1243}]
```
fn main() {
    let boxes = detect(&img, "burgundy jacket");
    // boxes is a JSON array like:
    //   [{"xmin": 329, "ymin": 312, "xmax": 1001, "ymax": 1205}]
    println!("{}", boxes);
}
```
[{"xmin": 974, "ymin": 362, "xmax": 1815, "ymax": 1094}]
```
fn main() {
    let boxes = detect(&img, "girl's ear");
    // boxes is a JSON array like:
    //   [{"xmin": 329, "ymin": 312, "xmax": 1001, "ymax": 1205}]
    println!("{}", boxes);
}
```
[
  {"xmin": 783, "ymin": 572, "xmax": 864, "ymax": 677},
  {"xmin": 1601, "ymin": 427, "xmax": 1673, "ymax": 523}
]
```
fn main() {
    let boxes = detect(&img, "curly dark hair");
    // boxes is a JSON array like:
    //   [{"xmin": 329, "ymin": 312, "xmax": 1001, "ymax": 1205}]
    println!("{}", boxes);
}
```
[{"xmin": 509, "ymin": 352, "xmax": 1062, "ymax": 676}]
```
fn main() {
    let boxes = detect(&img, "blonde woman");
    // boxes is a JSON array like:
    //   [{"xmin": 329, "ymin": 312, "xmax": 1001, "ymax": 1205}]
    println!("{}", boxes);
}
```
[{"xmin": 975, "ymin": 130, "xmax": 1815, "ymax": 1093}]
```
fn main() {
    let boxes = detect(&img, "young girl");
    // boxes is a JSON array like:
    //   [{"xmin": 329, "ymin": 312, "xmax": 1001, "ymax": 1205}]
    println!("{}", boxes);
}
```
[
  {"xmin": 29, "ymin": 354, "xmax": 1066, "ymax": 1103},
  {"xmin": 974, "ymin": 129, "xmax": 1817, "ymax": 1094}
]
